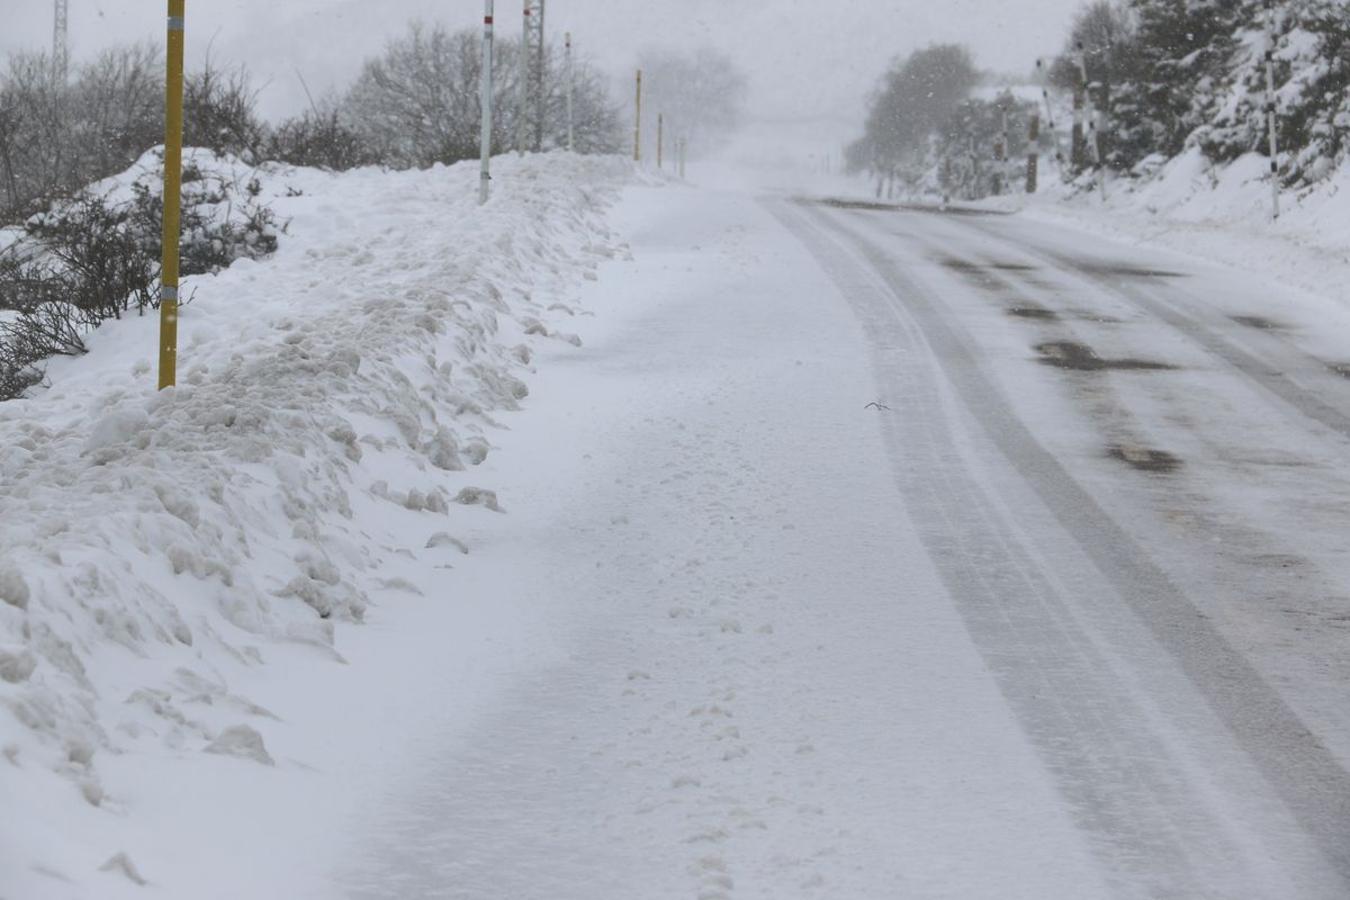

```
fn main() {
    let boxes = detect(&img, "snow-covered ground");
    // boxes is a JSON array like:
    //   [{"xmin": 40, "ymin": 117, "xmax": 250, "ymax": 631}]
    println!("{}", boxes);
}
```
[
  {"xmin": 1022, "ymin": 150, "xmax": 1350, "ymax": 311},
  {"xmin": 5, "ymin": 141, "xmax": 1350, "ymax": 899},
  {"xmin": 0, "ymin": 151, "xmax": 631, "ymax": 898}
]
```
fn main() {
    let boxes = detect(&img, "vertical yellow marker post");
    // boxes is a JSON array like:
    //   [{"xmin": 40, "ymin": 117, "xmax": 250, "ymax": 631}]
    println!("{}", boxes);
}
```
[
  {"xmin": 633, "ymin": 70, "xmax": 642, "ymax": 163},
  {"xmin": 158, "ymin": 0, "xmax": 185, "ymax": 390}
]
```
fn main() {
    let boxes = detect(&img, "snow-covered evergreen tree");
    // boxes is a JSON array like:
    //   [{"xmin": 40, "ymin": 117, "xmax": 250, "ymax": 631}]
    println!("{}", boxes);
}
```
[
  {"xmin": 1109, "ymin": 0, "xmax": 1249, "ymax": 169},
  {"xmin": 1201, "ymin": 0, "xmax": 1350, "ymax": 185}
]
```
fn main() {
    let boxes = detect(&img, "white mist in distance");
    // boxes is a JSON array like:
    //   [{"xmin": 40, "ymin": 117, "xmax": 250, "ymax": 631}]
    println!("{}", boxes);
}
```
[{"xmin": 1, "ymin": 0, "xmax": 1084, "ymax": 184}]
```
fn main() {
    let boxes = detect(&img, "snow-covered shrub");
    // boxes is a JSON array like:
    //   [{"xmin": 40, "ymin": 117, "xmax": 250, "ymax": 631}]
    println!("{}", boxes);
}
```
[
  {"xmin": 0, "ymin": 152, "xmax": 280, "ymax": 400},
  {"xmin": 268, "ymin": 106, "xmax": 377, "ymax": 172},
  {"xmin": 125, "ymin": 158, "xmax": 280, "ymax": 275},
  {"xmin": 936, "ymin": 92, "xmax": 1040, "ymax": 200},
  {"xmin": 0, "ymin": 47, "xmax": 274, "ymax": 222},
  {"xmin": 0, "ymin": 194, "xmax": 159, "ymax": 395},
  {"xmin": 182, "ymin": 63, "xmax": 268, "ymax": 163}
]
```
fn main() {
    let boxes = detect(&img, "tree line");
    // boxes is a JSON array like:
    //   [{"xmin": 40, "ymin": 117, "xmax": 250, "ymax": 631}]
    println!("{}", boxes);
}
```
[
  {"xmin": 0, "ymin": 20, "xmax": 624, "ymax": 223},
  {"xmin": 0, "ymin": 19, "xmax": 632, "ymax": 402},
  {"xmin": 849, "ymin": 0, "xmax": 1349, "ymax": 199}
]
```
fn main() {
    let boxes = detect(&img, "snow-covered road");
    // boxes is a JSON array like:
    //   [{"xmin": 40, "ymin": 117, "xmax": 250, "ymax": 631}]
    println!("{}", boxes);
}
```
[
  {"xmin": 9, "ymin": 160, "xmax": 1347, "ymax": 898},
  {"xmin": 331, "ymin": 183, "xmax": 1117, "ymax": 900},
  {"xmin": 775, "ymin": 199, "xmax": 1350, "ymax": 897},
  {"xmin": 326, "ymin": 183, "xmax": 1350, "ymax": 899}
]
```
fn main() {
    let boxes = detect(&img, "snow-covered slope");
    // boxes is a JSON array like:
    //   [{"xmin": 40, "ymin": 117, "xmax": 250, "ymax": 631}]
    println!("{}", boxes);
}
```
[
  {"xmin": 1021, "ymin": 150, "xmax": 1350, "ymax": 310},
  {"xmin": 0, "ymin": 151, "xmax": 630, "ymax": 897}
]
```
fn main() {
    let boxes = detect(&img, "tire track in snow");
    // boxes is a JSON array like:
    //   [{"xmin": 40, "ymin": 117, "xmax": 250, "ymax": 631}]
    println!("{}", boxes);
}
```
[
  {"xmin": 960, "ymin": 215, "xmax": 1350, "ymax": 445},
  {"xmin": 896, "ymin": 207, "xmax": 1350, "ymax": 774},
  {"xmin": 771, "ymin": 198, "xmax": 1350, "ymax": 898}
]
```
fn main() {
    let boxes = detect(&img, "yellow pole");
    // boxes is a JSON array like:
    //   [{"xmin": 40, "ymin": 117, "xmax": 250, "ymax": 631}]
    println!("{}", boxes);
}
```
[
  {"xmin": 633, "ymin": 70, "xmax": 642, "ymax": 163},
  {"xmin": 158, "ymin": 0, "xmax": 185, "ymax": 390}
]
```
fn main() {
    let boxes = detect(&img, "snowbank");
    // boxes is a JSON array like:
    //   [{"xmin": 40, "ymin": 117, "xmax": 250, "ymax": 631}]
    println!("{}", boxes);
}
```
[
  {"xmin": 0, "ymin": 149, "xmax": 629, "ymax": 895},
  {"xmin": 1019, "ymin": 150, "xmax": 1350, "ymax": 308}
]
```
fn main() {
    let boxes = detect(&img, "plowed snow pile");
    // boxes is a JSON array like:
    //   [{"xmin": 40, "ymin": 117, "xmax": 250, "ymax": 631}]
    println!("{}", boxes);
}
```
[{"xmin": 0, "ymin": 151, "xmax": 629, "ymax": 895}]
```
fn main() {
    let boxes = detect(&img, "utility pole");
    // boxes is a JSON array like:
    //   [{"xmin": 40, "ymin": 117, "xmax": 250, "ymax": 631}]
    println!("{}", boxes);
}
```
[
  {"xmin": 479, "ymin": 0, "xmax": 495, "ymax": 205},
  {"xmin": 1263, "ymin": 0, "xmax": 1281, "ymax": 220},
  {"xmin": 517, "ymin": 1, "xmax": 545, "ymax": 154},
  {"xmin": 678, "ymin": 138, "xmax": 686, "ymax": 179},
  {"xmin": 565, "ymin": 31, "xmax": 574, "ymax": 152},
  {"xmin": 657, "ymin": 114, "xmax": 664, "ymax": 170},
  {"xmin": 633, "ymin": 70, "xmax": 642, "ymax": 163},
  {"xmin": 995, "ymin": 107, "xmax": 1009, "ymax": 195},
  {"xmin": 158, "ymin": 0, "xmax": 185, "ymax": 390},
  {"xmin": 531, "ymin": 0, "xmax": 545, "ymax": 152},
  {"xmin": 52, "ymin": 0, "xmax": 69, "ymax": 83}
]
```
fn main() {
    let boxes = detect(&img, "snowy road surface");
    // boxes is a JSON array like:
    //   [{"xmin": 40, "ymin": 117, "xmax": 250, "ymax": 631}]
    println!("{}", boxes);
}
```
[{"xmin": 326, "ymin": 183, "xmax": 1350, "ymax": 899}]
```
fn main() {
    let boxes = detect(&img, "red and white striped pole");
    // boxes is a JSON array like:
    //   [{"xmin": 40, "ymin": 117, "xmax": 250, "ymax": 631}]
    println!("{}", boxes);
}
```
[
  {"xmin": 479, "ymin": 0, "xmax": 495, "ymax": 204},
  {"xmin": 1034, "ymin": 59, "xmax": 1065, "ymax": 173},
  {"xmin": 1078, "ymin": 45, "xmax": 1106, "ymax": 200}
]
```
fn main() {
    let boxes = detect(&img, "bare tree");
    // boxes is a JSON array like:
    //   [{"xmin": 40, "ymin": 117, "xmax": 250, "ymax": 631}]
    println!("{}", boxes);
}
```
[
  {"xmin": 0, "ymin": 52, "xmax": 71, "ymax": 217},
  {"xmin": 343, "ymin": 22, "xmax": 620, "ymax": 170},
  {"xmin": 634, "ymin": 47, "xmax": 748, "ymax": 156},
  {"xmin": 183, "ymin": 61, "xmax": 267, "ymax": 161},
  {"xmin": 72, "ymin": 43, "xmax": 163, "ymax": 179},
  {"xmin": 0, "ymin": 44, "xmax": 163, "ymax": 221},
  {"xmin": 269, "ymin": 99, "xmax": 377, "ymax": 172},
  {"xmin": 849, "ymin": 44, "xmax": 979, "ymax": 184}
]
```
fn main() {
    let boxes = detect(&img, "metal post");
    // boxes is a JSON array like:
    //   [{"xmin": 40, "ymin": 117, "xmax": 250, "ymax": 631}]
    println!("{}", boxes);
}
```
[
  {"xmin": 1004, "ymin": 110, "xmax": 1013, "ymax": 194},
  {"xmin": 1026, "ymin": 113, "xmax": 1040, "ymax": 193},
  {"xmin": 1264, "ymin": 0, "xmax": 1281, "ymax": 220},
  {"xmin": 1035, "ymin": 59, "xmax": 1065, "ymax": 171},
  {"xmin": 1071, "ymin": 51, "xmax": 1085, "ymax": 172},
  {"xmin": 633, "ymin": 70, "xmax": 642, "ymax": 163},
  {"xmin": 52, "ymin": 0, "xmax": 69, "ymax": 83},
  {"xmin": 531, "ymin": 0, "xmax": 545, "ymax": 151},
  {"xmin": 565, "ymin": 32, "xmax": 574, "ymax": 152},
  {"xmin": 1078, "ymin": 46, "xmax": 1106, "ymax": 200},
  {"xmin": 657, "ymin": 114, "xmax": 664, "ymax": 170},
  {"xmin": 479, "ymin": 0, "xmax": 495, "ymax": 204},
  {"xmin": 994, "ymin": 108, "xmax": 1008, "ymax": 195},
  {"xmin": 1093, "ymin": 87, "xmax": 1108, "ymax": 201},
  {"xmin": 516, "ymin": 1, "xmax": 531, "ymax": 155},
  {"xmin": 158, "ymin": 0, "xmax": 185, "ymax": 391}
]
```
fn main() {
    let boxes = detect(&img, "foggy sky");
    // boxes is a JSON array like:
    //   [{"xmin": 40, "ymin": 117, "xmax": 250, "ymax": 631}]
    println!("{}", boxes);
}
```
[{"xmin": 2, "ymin": 0, "xmax": 1084, "ymax": 127}]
